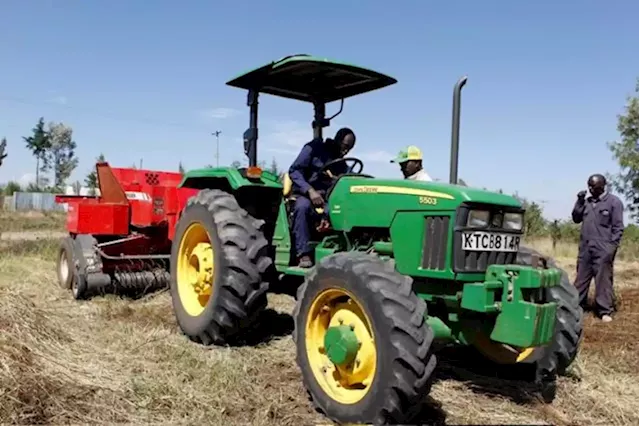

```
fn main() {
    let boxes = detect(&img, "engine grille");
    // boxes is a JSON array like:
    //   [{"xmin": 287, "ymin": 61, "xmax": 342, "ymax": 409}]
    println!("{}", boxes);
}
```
[
  {"xmin": 421, "ymin": 216, "xmax": 450, "ymax": 270},
  {"xmin": 452, "ymin": 233, "xmax": 518, "ymax": 273},
  {"xmin": 452, "ymin": 202, "xmax": 523, "ymax": 273}
]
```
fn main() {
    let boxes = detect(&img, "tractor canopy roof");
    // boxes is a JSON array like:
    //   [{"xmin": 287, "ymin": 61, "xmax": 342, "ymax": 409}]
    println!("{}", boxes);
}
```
[{"xmin": 225, "ymin": 54, "xmax": 397, "ymax": 103}]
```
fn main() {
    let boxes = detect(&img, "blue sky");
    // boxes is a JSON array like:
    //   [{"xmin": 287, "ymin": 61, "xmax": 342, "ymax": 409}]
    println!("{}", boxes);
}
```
[{"xmin": 0, "ymin": 0, "xmax": 637, "ymax": 221}]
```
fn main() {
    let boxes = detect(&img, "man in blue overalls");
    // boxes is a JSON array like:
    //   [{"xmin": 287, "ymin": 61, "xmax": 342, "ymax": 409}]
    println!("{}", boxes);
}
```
[
  {"xmin": 571, "ymin": 173, "xmax": 625, "ymax": 322},
  {"xmin": 288, "ymin": 128, "xmax": 356, "ymax": 267}
]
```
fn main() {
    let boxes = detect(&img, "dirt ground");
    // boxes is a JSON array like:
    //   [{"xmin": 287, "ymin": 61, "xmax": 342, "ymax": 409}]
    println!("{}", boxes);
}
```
[{"xmin": 0, "ymin": 215, "xmax": 637, "ymax": 425}]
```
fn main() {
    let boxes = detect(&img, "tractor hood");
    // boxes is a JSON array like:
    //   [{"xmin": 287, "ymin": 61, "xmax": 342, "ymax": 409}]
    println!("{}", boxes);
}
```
[
  {"xmin": 371, "ymin": 178, "xmax": 521, "ymax": 207},
  {"xmin": 327, "ymin": 176, "xmax": 522, "ymax": 231},
  {"xmin": 331, "ymin": 177, "xmax": 522, "ymax": 208}
]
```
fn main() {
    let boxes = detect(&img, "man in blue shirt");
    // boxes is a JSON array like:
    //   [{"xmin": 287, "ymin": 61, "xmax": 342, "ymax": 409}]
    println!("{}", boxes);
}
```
[
  {"xmin": 571, "ymin": 173, "xmax": 625, "ymax": 322},
  {"xmin": 288, "ymin": 127, "xmax": 356, "ymax": 267}
]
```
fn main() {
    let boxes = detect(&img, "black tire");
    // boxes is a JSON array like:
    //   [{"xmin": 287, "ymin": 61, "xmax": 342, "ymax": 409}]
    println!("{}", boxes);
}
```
[
  {"xmin": 516, "ymin": 246, "xmax": 584, "ymax": 378},
  {"xmin": 72, "ymin": 234, "xmax": 98, "ymax": 301},
  {"xmin": 56, "ymin": 237, "xmax": 75, "ymax": 290},
  {"xmin": 170, "ymin": 189, "xmax": 271, "ymax": 346},
  {"xmin": 293, "ymin": 252, "xmax": 437, "ymax": 425}
]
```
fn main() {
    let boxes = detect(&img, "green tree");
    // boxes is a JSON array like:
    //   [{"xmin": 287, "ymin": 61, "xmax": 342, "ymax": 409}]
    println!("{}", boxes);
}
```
[
  {"xmin": 72, "ymin": 180, "xmax": 82, "ymax": 195},
  {"xmin": 85, "ymin": 153, "xmax": 106, "ymax": 196},
  {"xmin": 179, "ymin": 161, "xmax": 185, "ymax": 174},
  {"xmin": 231, "ymin": 160, "xmax": 242, "ymax": 168},
  {"xmin": 25, "ymin": 182, "xmax": 42, "ymax": 193},
  {"xmin": 0, "ymin": 137, "xmax": 7, "ymax": 167},
  {"xmin": 23, "ymin": 117, "xmax": 51, "ymax": 189},
  {"xmin": 47, "ymin": 122, "xmax": 79, "ymax": 191},
  {"xmin": 512, "ymin": 193, "xmax": 547, "ymax": 237},
  {"xmin": 266, "ymin": 157, "xmax": 287, "ymax": 181},
  {"xmin": 608, "ymin": 80, "xmax": 639, "ymax": 222},
  {"xmin": 268, "ymin": 157, "xmax": 279, "ymax": 175},
  {"xmin": 2, "ymin": 180, "xmax": 21, "ymax": 196}
]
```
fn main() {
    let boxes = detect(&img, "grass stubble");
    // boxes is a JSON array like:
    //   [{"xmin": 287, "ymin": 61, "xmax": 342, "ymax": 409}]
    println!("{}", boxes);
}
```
[{"xmin": 0, "ymin": 214, "xmax": 637, "ymax": 425}]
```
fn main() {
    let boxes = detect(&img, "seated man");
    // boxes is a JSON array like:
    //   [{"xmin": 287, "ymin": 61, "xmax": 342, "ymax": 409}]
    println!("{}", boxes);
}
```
[
  {"xmin": 390, "ymin": 145, "xmax": 432, "ymax": 181},
  {"xmin": 289, "ymin": 127, "xmax": 356, "ymax": 267}
]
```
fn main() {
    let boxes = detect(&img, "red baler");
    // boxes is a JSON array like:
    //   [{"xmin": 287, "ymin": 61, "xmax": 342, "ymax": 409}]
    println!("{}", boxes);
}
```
[{"xmin": 55, "ymin": 162, "xmax": 198, "ymax": 298}]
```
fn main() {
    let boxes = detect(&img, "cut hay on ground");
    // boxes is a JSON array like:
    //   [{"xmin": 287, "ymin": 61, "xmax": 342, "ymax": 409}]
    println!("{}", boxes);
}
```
[{"xmin": 0, "ymin": 231, "xmax": 638, "ymax": 425}]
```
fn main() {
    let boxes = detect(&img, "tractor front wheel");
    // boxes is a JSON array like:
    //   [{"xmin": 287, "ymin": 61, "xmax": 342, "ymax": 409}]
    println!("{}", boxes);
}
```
[
  {"xmin": 293, "ymin": 253, "xmax": 436, "ymax": 425},
  {"xmin": 170, "ymin": 189, "xmax": 272, "ymax": 346}
]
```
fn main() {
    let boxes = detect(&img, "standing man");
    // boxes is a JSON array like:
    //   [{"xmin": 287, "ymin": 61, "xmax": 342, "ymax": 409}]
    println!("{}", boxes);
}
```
[
  {"xmin": 390, "ymin": 145, "xmax": 432, "ymax": 181},
  {"xmin": 571, "ymin": 173, "xmax": 624, "ymax": 322},
  {"xmin": 288, "ymin": 128, "xmax": 356, "ymax": 267}
]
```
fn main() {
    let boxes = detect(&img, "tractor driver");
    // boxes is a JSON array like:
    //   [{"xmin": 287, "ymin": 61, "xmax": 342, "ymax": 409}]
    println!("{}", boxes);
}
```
[
  {"xmin": 288, "ymin": 127, "xmax": 356, "ymax": 268},
  {"xmin": 390, "ymin": 145, "xmax": 433, "ymax": 181}
]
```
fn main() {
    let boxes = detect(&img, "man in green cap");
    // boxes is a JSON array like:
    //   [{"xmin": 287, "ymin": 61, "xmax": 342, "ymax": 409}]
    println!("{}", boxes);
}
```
[{"xmin": 390, "ymin": 145, "xmax": 432, "ymax": 181}]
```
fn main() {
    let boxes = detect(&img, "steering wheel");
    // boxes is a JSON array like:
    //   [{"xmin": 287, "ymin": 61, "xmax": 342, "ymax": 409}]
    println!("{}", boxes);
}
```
[{"xmin": 319, "ymin": 157, "xmax": 364, "ymax": 178}]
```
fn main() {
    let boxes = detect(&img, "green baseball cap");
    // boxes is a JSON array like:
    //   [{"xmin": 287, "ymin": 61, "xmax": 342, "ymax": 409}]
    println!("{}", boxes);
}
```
[{"xmin": 390, "ymin": 145, "xmax": 423, "ymax": 163}]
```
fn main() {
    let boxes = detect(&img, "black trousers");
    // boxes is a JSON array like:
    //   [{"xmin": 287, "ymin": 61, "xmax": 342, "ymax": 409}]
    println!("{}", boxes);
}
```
[{"xmin": 574, "ymin": 240, "xmax": 617, "ymax": 316}]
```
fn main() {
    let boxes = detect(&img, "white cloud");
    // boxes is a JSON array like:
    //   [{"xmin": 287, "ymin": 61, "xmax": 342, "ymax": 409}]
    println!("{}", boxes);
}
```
[
  {"xmin": 261, "ymin": 120, "xmax": 311, "ymax": 155},
  {"xmin": 18, "ymin": 173, "xmax": 35, "ymax": 186},
  {"xmin": 201, "ymin": 107, "xmax": 241, "ymax": 120}
]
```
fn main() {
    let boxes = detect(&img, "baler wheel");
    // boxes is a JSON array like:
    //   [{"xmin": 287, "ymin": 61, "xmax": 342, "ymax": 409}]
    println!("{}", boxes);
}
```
[
  {"xmin": 170, "ymin": 189, "xmax": 271, "ymax": 346},
  {"xmin": 56, "ymin": 237, "xmax": 76, "ymax": 291},
  {"xmin": 293, "ymin": 252, "xmax": 437, "ymax": 425}
]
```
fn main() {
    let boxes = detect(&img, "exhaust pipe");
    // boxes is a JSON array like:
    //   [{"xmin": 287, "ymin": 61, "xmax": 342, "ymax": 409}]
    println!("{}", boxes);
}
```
[{"xmin": 449, "ymin": 75, "xmax": 468, "ymax": 184}]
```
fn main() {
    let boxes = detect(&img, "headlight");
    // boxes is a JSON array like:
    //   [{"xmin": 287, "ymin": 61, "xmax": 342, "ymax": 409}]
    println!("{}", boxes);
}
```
[
  {"xmin": 467, "ymin": 210, "xmax": 490, "ymax": 227},
  {"xmin": 503, "ymin": 212, "xmax": 524, "ymax": 231}
]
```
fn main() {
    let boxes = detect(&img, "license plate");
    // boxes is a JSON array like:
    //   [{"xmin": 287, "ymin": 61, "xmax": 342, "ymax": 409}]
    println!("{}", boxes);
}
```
[{"xmin": 462, "ymin": 231, "xmax": 521, "ymax": 252}]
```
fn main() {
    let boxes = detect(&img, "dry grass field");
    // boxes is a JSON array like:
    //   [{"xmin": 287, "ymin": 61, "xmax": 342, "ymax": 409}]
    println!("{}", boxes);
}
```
[{"xmin": 0, "ymin": 211, "xmax": 638, "ymax": 425}]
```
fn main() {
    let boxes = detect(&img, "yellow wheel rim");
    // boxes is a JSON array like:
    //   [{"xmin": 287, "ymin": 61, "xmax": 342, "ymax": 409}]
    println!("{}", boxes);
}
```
[
  {"xmin": 473, "ymin": 332, "xmax": 537, "ymax": 364},
  {"xmin": 305, "ymin": 288, "xmax": 377, "ymax": 405},
  {"xmin": 176, "ymin": 222, "xmax": 215, "ymax": 316}
]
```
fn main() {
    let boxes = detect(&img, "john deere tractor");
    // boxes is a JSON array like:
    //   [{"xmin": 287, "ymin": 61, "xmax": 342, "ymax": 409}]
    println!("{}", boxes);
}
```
[{"xmin": 170, "ymin": 55, "xmax": 583, "ymax": 425}]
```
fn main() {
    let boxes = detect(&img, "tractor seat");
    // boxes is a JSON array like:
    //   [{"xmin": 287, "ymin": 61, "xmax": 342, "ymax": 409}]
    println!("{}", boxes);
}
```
[{"xmin": 282, "ymin": 172, "xmax": 324, "ymax": 215}]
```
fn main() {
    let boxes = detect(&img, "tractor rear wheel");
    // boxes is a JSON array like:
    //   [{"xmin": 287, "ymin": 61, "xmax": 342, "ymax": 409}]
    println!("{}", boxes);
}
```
[
  {"xmin": 170, "ymin": 189, "xmax": 271, "ymax": 346},
  {"xmin": 293, "ymin": 252, "xmax": 436, "ymax": 425}
]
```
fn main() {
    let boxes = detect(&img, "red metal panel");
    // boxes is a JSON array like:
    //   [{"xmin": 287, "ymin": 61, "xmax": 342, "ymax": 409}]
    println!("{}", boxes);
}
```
[
  {"xmin": 129, "ymin": 198, "xmax": 154, "ymax": 227},
  {"xmin": 57, "ymin": 162, "xmax": 198, "ymax": 240},
  {"xmin": 110, "ymin": 167, "xmax": 187, "ymax": 229},
  {"xmin": 167, "ymin": 187, "xmax": 199, "ymax": 241},
  {"xmin": 67, "ymin": 202, "xmax": 129, "ymax": 235}
]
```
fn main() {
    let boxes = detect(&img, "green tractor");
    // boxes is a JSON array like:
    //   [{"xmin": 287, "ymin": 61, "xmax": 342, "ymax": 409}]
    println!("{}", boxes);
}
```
[{"xmin": 170, "ymin": 54, "xmax": 583, "ymax": 425}]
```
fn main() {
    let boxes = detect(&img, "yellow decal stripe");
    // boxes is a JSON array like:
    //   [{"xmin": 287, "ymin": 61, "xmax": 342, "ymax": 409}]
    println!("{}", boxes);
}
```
[{"xmin": 349, "ymin": 185, "xmax": 454, "ymax": 200}]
